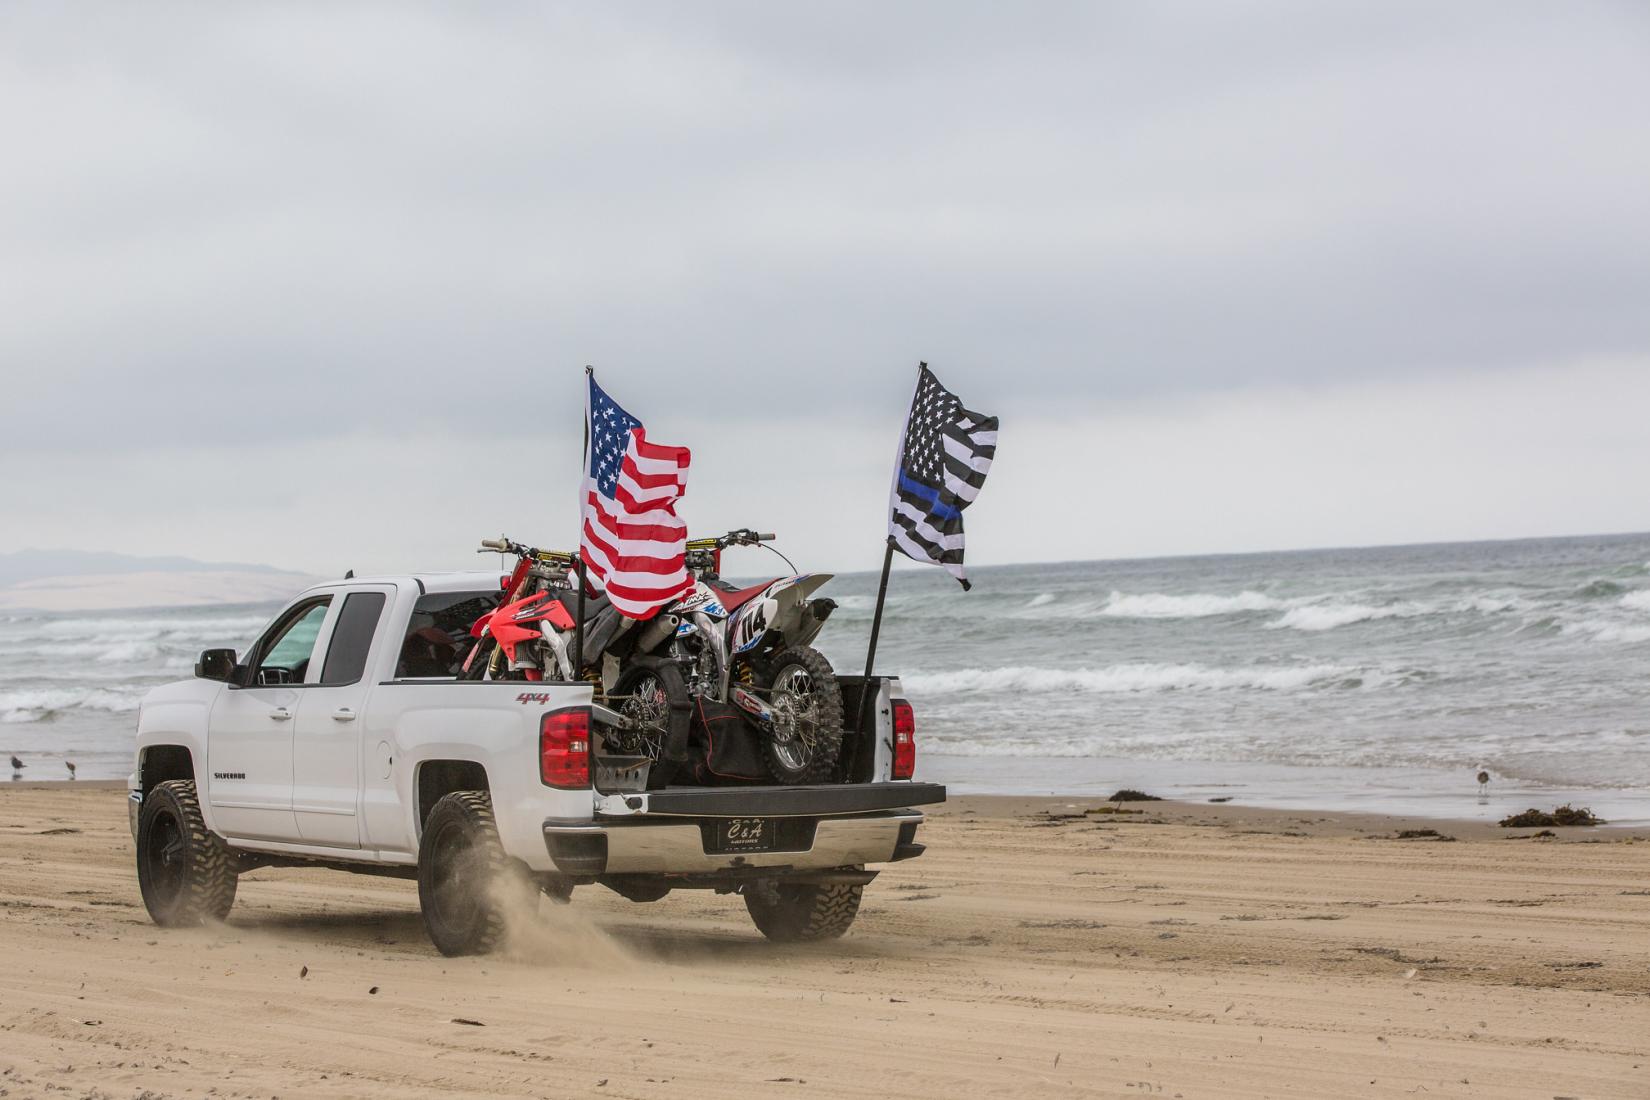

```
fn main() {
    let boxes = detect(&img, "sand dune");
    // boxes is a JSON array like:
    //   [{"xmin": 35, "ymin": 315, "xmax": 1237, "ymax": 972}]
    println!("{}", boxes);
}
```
[{"xmin": 1, "ymin": 784, "xmax": 1646, "ymax": 1098}]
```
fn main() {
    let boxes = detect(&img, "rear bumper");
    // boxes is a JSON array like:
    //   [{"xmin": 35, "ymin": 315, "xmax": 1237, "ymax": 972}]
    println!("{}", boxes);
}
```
[
  {"xmin": 543, "ymin": 808, "xmax": 928, "ymax": 876},
  {"xmin": 594, "ymin": 781, "xmax": 946, "ymax": 818}
]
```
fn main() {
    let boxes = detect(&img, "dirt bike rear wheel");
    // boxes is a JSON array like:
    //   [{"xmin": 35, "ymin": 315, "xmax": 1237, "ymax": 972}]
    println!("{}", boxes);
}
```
[
  {"xmin": 610, "ymin": 667, "xmax": 671, "ymax": 763},
  {"xmin": 761, "ymin": 646, "xmax": 844, "ymax": 784}
]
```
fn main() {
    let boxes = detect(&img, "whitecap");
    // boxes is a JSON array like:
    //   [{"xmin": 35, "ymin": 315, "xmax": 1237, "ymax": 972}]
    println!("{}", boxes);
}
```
[
  {"xmin": 1620, "ymin": 590, "xmax": 1650, "ymax": 613},
  {"xmin": 1265, "ymin": 601, "xmax": 1431, "ymax": 632},
  {"xmin": 1099, "ymin": 590, "xmax": 1283, "ymax": 619},
  {"xmin": 1025, "ymin": 593, "xmax": 1056, "ymax": 608},
  {"xmin": 1561, "ymin": 619, "xmax": 1650, "ymax": 644},
  {"xmin": 0, "ymin": 686, "xmax": 145, "ymax": 723},
  {"xmin": 899, "ymin": 662, "xmax": 1389, "ymax": 696}
]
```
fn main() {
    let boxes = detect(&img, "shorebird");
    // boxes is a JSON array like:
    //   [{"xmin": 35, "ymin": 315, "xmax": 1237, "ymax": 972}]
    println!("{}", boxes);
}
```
[
  {"xmin": 65, "ymin": 761, "xmax": 76, "ymax": 779},
  {"xmin": 9, "ymin": 755, "xmax": 22, "ymax": 772},
  {"xmin": 1476, "ymin": 767, "xmax": 1490, "ymax": 790}
]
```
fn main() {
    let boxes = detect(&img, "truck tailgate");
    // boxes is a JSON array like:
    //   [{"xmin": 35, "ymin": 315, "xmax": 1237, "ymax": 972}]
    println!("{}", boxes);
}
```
[{"xmin": 595, "ymin": 782, "xmax": 945, "ymax": 818}]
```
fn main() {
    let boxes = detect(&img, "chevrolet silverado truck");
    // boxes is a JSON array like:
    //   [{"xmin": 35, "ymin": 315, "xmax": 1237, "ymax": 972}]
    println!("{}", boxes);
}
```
[{"xmin": 129, "ymin": 572, "xmax": 942, "ymax": 955}]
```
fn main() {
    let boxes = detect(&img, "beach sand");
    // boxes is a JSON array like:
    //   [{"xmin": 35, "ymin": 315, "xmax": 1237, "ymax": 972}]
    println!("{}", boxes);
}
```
[{"xmin": 1, "ymin": 783, "xmax": 1646, "ymax": 1098}]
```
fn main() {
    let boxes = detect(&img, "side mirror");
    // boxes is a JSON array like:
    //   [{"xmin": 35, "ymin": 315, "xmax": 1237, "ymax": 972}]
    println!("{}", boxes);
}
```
[{"xmin": 195, "ymin": 648, "xmax": 238, "ymax": 682}]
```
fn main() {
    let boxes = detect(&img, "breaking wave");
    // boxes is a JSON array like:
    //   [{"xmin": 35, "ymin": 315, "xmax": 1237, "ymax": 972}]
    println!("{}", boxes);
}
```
[
  {"xmin": 1098, "ymin": 590, "xmax": 1283, "ymax": 619},
  {"xmin": 0, "ymin": 687, "xmax": 145, "ymax": 724},
  {"xmin": 1026, "ymin": 593, "xmax": 1056, "ymax": 608},
  {"xmin": 1265, "ymin": 601, "xmax": 1428, "ymax": 632},
  {"xmin": 900, "ymin": 662, "xmax": 1397, "ymax": 696},
  {"xmin": 1560, "ymin": 618, "xmax": 1650, "ymax": 645},
  {"xmin": 5, "ymin": 614, "xmax": 269, "ymax": 645}
]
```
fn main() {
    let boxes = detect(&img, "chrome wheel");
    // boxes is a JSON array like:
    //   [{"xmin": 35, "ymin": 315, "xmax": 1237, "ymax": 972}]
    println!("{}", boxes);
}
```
[
  {"xmin": 758, "ymin": 647, "xmax": 845, "ymax": 785},
  {"xmin": 769, "ymin": 664, "xmax": 822, "ymax": 773}
]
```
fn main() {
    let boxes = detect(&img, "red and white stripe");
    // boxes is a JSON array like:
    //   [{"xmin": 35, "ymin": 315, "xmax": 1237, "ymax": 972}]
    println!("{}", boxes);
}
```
[{"xmin": 580, "ymin": 427, "xmax": 693, "ymax": 619}]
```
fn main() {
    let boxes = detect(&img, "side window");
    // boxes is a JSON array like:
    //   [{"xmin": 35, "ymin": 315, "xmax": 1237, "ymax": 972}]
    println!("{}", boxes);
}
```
[
  {"xmin": 256, "ymin": 599, "xmax": 332, "ymax": 685},
  {"xmin": 321, "ymin": 592, "xmax": 387, "ymax": 685},
  {"xmin": 398, "ymin": 591, "xmax": 500, "ymax": 678}
]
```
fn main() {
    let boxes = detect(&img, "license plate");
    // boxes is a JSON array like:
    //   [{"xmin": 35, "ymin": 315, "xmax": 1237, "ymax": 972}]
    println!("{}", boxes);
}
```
[{"xmin": 712, "ymin": 817, "xmax": 775, "ymax": 853}]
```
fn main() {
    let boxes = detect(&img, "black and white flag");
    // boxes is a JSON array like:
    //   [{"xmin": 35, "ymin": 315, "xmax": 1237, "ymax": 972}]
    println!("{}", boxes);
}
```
[{"xmin": 887, "ymin": 363, "xmax": 998, "ymax": 589}]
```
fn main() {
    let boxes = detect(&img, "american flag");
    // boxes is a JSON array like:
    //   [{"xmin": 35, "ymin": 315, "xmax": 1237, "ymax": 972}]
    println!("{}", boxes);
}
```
[
  {"xmin": 580, "ymin": 371, "xmax": 694, "ymax": 619},
  {"xmin": 888, "ymin": 363, "xmax": 998, "ymax": 589}
]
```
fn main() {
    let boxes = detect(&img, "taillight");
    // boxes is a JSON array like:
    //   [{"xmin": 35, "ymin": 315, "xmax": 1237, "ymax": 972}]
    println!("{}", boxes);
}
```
[
  {"xmin": 540, "ymin": 709, "xmax": 590, "ymax": 788},
  {"xmin": 891, "ymin": 699, "xmax": 916, "ymax": 779}
]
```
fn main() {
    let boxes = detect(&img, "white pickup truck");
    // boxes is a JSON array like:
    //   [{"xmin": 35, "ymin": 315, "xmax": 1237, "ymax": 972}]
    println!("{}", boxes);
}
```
[{"xmin": 129, "ymin": 572, "xmax": 942, "ymax": 954}]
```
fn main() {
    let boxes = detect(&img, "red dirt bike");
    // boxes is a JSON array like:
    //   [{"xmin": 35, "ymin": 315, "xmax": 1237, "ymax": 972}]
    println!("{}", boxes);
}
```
[{"xmin": 459, "ymin": 537, "xmax": 585, "ymax": 682}]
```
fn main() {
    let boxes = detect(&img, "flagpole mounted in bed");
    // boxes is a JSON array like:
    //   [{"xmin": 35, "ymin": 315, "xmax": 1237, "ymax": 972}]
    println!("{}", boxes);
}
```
[
  {"xmin": 857, "ymin": 537, "xmax": 897, "ymax": 739},
  {"xmin": 574, "ymin": 366, "xmax": 593, "ymax": 678}
]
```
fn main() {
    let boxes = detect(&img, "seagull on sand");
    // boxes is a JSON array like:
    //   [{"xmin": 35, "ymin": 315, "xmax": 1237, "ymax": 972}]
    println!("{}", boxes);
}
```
[{"xmin": 65, "ymin": 761, "xmax": 76, "ymax": 779}]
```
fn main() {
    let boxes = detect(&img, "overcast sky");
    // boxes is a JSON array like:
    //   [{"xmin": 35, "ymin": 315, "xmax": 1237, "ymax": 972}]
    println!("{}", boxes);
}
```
[{"xmin": 2, "ymin": 1, "xmax": 1647, "ymax": 576}]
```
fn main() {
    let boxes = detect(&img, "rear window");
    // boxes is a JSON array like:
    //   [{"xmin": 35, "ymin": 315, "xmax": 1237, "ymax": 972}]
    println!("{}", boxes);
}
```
[
  {"xmin": 321, "ymin": 591, "xmax": 387, "ymax": 685},
  {"xmin": 397, "ymin": 590, "xmax": 500, "ymax": 678}
]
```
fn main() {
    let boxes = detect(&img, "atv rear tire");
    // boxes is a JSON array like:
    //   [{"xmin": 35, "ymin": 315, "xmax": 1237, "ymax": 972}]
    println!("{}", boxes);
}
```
[
  {"xmin": 761, "ymin": 646, "xmax": 844, "ymax": 785},
  {"xmin": 743, "ymin": 877, "xmax": 863, "ymax": 942},
  {"xmin": 417, "ymin": 791, "xmax": 535, "ymax": 956},
  {"xmin": 136, "ymin": 779, "xmax": 238, "ymax": 927}
]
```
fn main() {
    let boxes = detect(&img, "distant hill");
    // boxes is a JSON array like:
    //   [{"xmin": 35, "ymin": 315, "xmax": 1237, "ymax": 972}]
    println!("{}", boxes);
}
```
[
  {"xmin": 0, "ymin": 550, "xmax": 318, "ymax": 612},
  {"xmin": 0, "ymin": 549, "xmax": 293, "ymax": 588}
]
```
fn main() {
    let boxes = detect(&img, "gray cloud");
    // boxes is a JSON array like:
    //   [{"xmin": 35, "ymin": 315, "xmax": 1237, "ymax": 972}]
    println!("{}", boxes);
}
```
[{"xmin": 1, "ymin": 2, "xmax": 1647, "ymax": 566}]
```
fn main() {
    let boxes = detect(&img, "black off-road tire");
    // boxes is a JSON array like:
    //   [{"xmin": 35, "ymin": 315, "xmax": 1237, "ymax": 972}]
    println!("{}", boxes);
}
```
[
  {"xmin": 762, "ymin": 646, "xmax": 845, "ymax": 785},
  {"xmin": 136, "ymin": 779, "xmax": 238, "ymax": 927},
  {"xmin": 417, "ymin": 791, "xmax": 535, "ymax": 956},
  {"xmin": 743, "ymin": 877, "xmax": 863, "ymax": 942}
]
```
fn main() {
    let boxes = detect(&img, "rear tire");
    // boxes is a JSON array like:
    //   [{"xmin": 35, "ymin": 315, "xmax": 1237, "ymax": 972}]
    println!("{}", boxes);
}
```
[
  {"xmin": 743, "ymin": 877, "xmax": 863, "ymax": 942},
  {"xmin": 761, "ymin": 646, "xmax": 844, "ymax": 785},
  {"xmin": 417, "ymin": 791, "xmax": 534, "ymax": 956},
  {"xmin": 136, "ymin": 780, "xmax": 238, "ymax": 927}
]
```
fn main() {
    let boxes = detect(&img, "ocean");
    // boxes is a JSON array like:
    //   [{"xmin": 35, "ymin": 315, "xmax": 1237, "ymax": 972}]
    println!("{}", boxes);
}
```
[{"xmin": 5, "ymin": 532, "xmax": 1649, "ymax": 821}]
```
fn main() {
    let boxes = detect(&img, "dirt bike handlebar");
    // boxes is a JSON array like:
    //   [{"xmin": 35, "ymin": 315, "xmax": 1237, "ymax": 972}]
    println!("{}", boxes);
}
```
[
  {"xmin": 476, "ymin": 536, "xmax": 576, "ymax": 566},
  {"xmin": 686, "ymin": 529, "xmax": 777, "ymax": 551}
]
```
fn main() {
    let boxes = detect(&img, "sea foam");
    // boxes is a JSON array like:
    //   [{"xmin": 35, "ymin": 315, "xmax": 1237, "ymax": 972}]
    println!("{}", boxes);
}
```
[
  {"xmin": 1099, "ymin": 590, "xmax": 1282, "ymax": 619},
  {"xmin": 1265, "ymin": 601, "xmax": 1431, "ymax": 632},
  {"xmin": 0, "ymin": 686, "xmax": 145, "ymax": 723},
  {"xmin": 900, "ymin": 662, "xmax": 1385, "ymax": 696}
]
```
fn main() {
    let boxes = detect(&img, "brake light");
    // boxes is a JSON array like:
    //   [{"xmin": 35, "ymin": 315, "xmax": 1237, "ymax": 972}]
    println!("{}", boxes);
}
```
[
  {"xmin": 891, "ymin": 699, "xmax": 916, "ymax": 779},
  {"xmin": 540, "ymin": 709, "xmax": 590, "ymax": 788}
]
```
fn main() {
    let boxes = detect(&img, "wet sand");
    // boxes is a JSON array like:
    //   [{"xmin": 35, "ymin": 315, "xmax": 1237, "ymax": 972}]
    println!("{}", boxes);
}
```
[{"xmin": 1, "ymin": 783, "xmax": 1647, "ymax": 1098}]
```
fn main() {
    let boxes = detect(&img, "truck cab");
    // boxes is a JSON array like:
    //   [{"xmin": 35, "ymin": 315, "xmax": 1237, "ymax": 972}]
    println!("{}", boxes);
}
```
[{"xmin": 131, "ymin": 573, "xmax": 942, "ymax": 954}]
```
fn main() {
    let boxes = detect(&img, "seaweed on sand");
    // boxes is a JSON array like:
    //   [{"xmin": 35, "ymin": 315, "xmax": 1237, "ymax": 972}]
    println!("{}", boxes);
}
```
[
  {"xmin": 1394, "ymin": 829, "xmax": 1457, "ymax": 842},
  {"xmin": 1498, "ymin": 805, "xmax": 1605, "ymax": 828},
  {"xmin": 1108, "ymin": 789, "xmax": 1163, "ymax": 802}
]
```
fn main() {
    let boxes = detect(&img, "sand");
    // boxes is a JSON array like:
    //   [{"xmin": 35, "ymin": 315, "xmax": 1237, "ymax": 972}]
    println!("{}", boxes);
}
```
[{"xmin": 1, "ymin": 783, "xmax": 1647, "ymax": 1099}]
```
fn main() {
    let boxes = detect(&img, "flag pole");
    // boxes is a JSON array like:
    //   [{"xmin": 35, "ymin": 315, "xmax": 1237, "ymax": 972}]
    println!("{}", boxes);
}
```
[
  {"xmin": 573, "ymin": 556, "xmax": 586, "ymax": 680},
  {"xmin": 858, "ymin": 537, "xmax": 896, "ymax": 736},
  {"xmin": 574, "ymin": 366, "xmax": 592, "ymax": 680}
]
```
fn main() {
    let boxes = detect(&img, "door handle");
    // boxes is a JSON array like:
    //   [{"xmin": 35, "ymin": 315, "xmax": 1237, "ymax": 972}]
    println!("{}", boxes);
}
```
[
  {"xmin": 269, "ymin": 706, "xmax": 293, "ymax": 721},
  {"xmin": 332, "ymin": 707, "xmax": 357, "ymax": 722}
]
